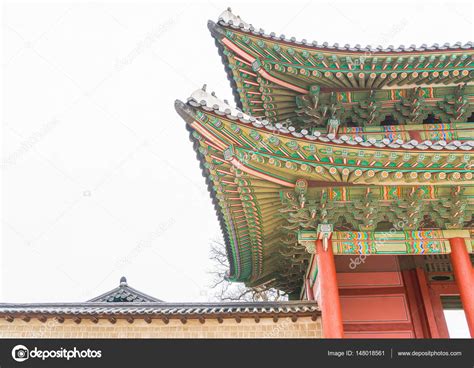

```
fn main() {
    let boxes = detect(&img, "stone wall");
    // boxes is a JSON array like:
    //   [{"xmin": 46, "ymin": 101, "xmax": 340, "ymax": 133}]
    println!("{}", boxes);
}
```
[{"xmin": 0, "ymin": 316, "xmax": 321, "ymax": 338}]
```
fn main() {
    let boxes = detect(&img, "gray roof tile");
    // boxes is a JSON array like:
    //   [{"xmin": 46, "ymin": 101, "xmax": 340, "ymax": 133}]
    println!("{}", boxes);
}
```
[{"xmin": 0, "ymin": 301, "xmax": 319, "ymax": 318}]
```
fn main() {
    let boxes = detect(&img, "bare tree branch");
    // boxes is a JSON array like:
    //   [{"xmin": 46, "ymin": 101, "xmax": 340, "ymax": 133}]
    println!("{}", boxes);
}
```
[{"xmin": 208, "ymin": 238, "xmax": 287, "ymax": 302}]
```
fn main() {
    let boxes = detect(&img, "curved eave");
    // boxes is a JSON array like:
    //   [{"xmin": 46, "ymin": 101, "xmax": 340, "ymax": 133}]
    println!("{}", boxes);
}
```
[
  {"xmin": 209, "ymin": 20, "xmax": 244, "ymax": 111},
  {"xmin": 175, "ymin": 100, "xmax": 242, "ymax": 282}
]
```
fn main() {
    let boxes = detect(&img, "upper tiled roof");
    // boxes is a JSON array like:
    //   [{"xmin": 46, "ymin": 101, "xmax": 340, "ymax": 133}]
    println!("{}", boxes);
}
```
[
  {"xmin": 215, "ymin": 8, "xmax": 473, "ymax": 53},
  {"xmin": 87, "ymin": 277, "xmax": 162, "ymax": 303},
  {"xmin": 209, "ymin": 9, "xmax": 474, "ymax": 125}
]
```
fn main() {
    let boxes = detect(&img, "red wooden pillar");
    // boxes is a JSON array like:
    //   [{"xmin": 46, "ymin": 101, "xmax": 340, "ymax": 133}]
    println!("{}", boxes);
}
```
[
  {"xmin": 415, "ymin": 268, "xmax": 440, "ymax": 338},
  {"xmin": 449, "ymin": 237, "xmax": 474, "ymax": 337},
  {"xmin": 316, "ymin": 239, "xmax": 344, "ymax": 338}
]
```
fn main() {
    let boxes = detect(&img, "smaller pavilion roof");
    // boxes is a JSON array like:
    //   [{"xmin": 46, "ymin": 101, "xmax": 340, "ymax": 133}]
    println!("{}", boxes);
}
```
[{"xmin": 87, "ymin": 276, "xmax": 162, "ymax": 303}]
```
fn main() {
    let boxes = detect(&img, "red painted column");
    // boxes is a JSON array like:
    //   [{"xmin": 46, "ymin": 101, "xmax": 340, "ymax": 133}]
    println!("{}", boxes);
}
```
[
  {"xmin": 415, "ymin": 268, "xmax": 440, "ymax": 338},
  {"xmin": 449, "ymin": 237, "xmax": 474, "ymax": 337},
  {"xmin": 316, "ymin": 239, "xmax": 344, "ymax": 338}
]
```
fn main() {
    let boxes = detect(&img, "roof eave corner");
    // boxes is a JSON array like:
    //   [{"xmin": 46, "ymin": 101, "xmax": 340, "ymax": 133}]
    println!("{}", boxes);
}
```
[
  {"xmin": 174, "ymin": 99, "xmax": 196, "ymax": 126},
  {"xmin": 207, "ymin": 20, "xmax": 226, "ymax": 41}
]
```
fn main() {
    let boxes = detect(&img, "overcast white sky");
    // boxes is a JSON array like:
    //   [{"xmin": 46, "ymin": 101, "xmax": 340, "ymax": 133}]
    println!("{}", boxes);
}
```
[{"xmin": 1, "ymin": 0, "xmax": 473, "ymax": 306}]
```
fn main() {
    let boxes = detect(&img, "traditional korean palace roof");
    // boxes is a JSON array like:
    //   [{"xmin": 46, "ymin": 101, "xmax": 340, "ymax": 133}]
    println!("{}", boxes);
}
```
[
  {"xmin": 0, "ymin": 277, "xmax": 318, "ymax": 323},
  {"xmin": 209, "ymin": 9, "xmax": 474, "ymax": 128},
  {"xmin": 175, "ymin": 9, "xmax": 474, "ymax": 294}
]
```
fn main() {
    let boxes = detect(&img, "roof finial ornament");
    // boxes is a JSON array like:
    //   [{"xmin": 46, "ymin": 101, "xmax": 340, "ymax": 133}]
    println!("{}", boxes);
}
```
[
  {"xmin": 120, "ymin": 276, "xmax": 127, "ymax": 286},
  {"xmin": 218, "ymin": 8, "xmax": 250, "ymax": 29},
  {"xmin": 202, "ymin": 84, "xmax": 207, "ymax": 92}
]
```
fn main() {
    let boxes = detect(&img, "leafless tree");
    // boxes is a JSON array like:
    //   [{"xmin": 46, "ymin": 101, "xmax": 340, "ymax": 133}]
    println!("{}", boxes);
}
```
[{"xmin": 209, "ymin": 238, "xmax": 287, "ymax": 302}]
